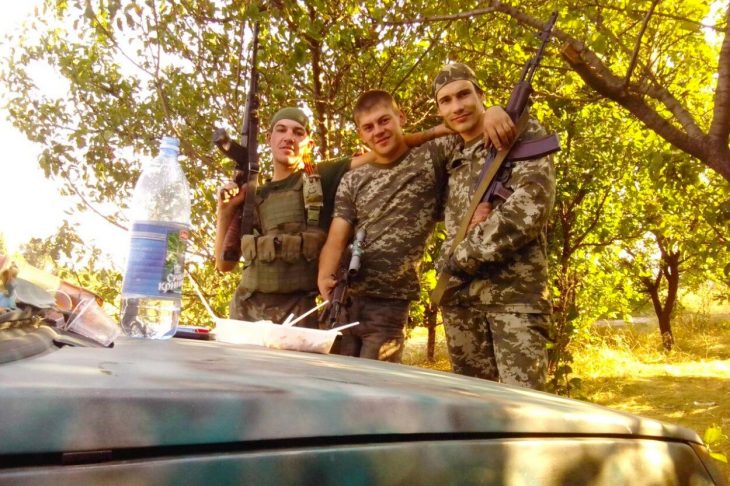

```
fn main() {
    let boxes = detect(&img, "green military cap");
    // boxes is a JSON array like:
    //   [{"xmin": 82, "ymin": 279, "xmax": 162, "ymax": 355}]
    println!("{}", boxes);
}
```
[
  {"xmin": 431, "ymin": 63, "xmax": 481, "ymax": 99},
  {"xmin": 270, "ymin": 107, "xmax": 311, "ymax": 133}
]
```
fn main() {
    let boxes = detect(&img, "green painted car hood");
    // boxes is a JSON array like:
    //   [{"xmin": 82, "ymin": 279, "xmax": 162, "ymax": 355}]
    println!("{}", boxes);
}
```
[{"xmin": 0, "ymin": 337, "xmax": 700, "ymax": 454}]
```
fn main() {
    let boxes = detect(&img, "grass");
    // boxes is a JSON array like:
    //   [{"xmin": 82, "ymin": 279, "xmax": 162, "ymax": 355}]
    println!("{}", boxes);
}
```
[{"xmin": 402, "ymin": 309, "xmax": 730, "ymax": 479}]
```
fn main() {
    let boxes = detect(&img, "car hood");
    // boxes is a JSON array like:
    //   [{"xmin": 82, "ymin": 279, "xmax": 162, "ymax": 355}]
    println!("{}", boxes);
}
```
[{"xmin": 0, "ymin": 337, "xmax": 701, "ymax": 454}]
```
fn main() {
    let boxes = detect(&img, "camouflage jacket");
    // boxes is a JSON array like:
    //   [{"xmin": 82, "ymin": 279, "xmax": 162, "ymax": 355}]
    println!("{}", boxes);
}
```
[
  {"xmin": 335, "ymin": 136, "xmax": 460, "ymax": 300},
  {"xmin": 439, "ymin": 119, "xmax": 556, "ymax": 313}
]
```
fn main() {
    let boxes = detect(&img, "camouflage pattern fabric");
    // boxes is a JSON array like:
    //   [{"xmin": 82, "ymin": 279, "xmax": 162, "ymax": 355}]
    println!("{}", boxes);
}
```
[
  {"xmin": 337, "ymin": 294, "xmax": 410, "ymax": 363},
  {"xmin": 334, "ymin": 135, "xmax": 460, "ymax": 300},
  {"xmin": 229, "ymin": 288, "xmax": 319, "ymax": 328},
  {"xmin": 431, "ymin": 63, "xmax": 481, "ymax": 99},
  {"xmin": 441, "ymin": 306, "xmax": 549, "ymax": 390},
  {"xmin": 437, "ymin": 118, "xmax": 555, "ymax": 388},
  {"xmin": 438, "ymin": 118, "xmax": 556, "ymax": 313}
]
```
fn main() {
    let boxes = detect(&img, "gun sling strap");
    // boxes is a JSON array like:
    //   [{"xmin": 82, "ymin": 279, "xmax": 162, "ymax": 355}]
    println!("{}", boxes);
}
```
[{"xmin": 430, "ymin": 110, "xmax": 531, "ymax": 305}]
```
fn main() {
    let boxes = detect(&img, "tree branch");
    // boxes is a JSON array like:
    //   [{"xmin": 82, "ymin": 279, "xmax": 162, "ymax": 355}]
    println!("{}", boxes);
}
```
[
  {"xmin": 709, "ymin": 6, "xmax": 730, "ymax": 144},
  {"xmin": 560, "ymin": 41, "xmax": 703, "ymax": 159},
  {"xmin": 380, "ymin": 7, "xmax": 496, "ymax": 25},
  {"xmin": 624, "ymin": 0, "xmax": 660, "ymax": 89},
  {"xmin": 392, "ymin": 24, "xmax": 450, "ymax": 94},
  {"xmin": 60, "ymin": 170, "xmax": 128, "ymax": 233}
]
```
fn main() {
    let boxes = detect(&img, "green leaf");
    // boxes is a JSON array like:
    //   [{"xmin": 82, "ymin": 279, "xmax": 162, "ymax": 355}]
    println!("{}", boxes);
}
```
[
  {"xmin": 703, "ymin": 425, "xmax": 724, "ymax": 445},
  {"xmin": 709, "ymin": 451, "xmax": 728, "ymax": 463}
]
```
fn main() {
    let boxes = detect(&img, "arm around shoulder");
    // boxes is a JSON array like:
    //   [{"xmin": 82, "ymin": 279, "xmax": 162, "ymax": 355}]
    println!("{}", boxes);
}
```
[{"xmin": 404, "ymin": 123, "xmax": 454, "ymax": 148}]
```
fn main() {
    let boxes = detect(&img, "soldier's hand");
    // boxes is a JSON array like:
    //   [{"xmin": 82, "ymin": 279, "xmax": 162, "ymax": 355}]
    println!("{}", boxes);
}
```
[
  {"xmin": 483, "ymin": 106, "xmax": 516, "ymax": 151},
  {"xmin": 318, "ymin": 274, "xmax": 337, "ymax": 302},
  {"xmin": 467, "ymin": 202, "xmax": 492, "ymax": 234},
  {"xmin": 217, "ymin": 182, "xmax": 247, "ymax": 217}
]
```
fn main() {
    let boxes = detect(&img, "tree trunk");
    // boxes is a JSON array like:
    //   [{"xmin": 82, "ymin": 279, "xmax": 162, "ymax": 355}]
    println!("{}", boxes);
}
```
[
  {"xmin": 643, "ymin": 236, "xmax": 680, "ymax": 352},
  {"xmin": 306, "ymin": 6, "xmax": 330, "ymax": 160},
  {"xmin": 424, "ymin": 304, "xmax": 438, "ymax": 362}
]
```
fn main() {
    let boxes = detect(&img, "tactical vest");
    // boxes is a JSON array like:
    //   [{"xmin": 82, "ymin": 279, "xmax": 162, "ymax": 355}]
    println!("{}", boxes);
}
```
[{"xmin": 239, "ymin": 173, "xmax": 325, "ymax": 293}]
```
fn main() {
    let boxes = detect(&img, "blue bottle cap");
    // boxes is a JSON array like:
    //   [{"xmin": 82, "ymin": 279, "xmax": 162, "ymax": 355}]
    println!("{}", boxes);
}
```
[{"xmin": 160, "ymin": 136, "xmax": 180, "ymax": 153}]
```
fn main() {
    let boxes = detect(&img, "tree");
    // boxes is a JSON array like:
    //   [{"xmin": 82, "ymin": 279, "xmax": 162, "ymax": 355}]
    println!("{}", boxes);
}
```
[
  {"xmin": 405, "ymin": 1, "xmax": 730, "ymax": 181},
  {"xmin": 2, "ymin": 1, "xmax": 727, "ymax": 368},
  {"xmin": 615, "ymin": 149, "xmax": 728, "ymax": 350}
]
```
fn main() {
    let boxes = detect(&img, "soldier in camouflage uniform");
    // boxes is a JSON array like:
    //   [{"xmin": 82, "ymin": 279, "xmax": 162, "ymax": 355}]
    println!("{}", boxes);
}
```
[
  {"xmin": 318, "ymin": 91, "xmax": 461, "ymax": 362},
  {"xmin": 215, "ymin": 107, "xmax": 452, "ymax": 328},
  {"xmin": 433, "ymin": 64, "xmax": 556, "ymax": 390},
  {"xmin": 318, "ymin": 92, "xmax": 512, "ymax": 362}
]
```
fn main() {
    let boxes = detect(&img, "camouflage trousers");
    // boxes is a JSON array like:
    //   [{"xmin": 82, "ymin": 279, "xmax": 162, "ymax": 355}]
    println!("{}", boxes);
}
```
[
  {"xmin": 441, "ymin": 306, "xmax": 549, "ymax": 390},
  {"xmin": 229, "ymin": 286, "xmax": 319, "ymax": 329},
  {"xmin": 339, "ymin": 295, "xmax": 409, "ymax": 363}
]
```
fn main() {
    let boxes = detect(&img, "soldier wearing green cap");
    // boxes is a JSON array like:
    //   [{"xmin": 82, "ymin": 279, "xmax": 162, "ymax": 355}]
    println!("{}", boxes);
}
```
[
  {"xmin": 215, "ymin": 107, "xmax": 454, "ymax": 327},
  {"xmin": 432, "ymin": 63, "xmax": 556, "ymax": 390}
]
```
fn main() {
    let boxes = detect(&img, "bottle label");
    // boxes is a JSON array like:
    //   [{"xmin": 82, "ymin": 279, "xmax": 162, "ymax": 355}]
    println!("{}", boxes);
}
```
[{"xmin": 122, "ymin": 221, "xmax": 189, "ymax": 298}]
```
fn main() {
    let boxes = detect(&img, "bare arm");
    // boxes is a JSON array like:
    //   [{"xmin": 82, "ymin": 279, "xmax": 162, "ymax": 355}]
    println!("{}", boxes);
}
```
[
  {"xmin": 214, "ymin": 182, "xmax": 247, "ymax": 272},
  {"xmin": 317, "ymin": 217, "xmax": 354, "ymax": 301},
  {"xmin": 483, "ymin": 105, "xmax": 516, "ymax": 151},
  {"xmin": 403, "ymin": 123, "xmax": 453, "ymax": 147},
  {"xmin": 350, "ymin": 124, "xmax": 454, "ymax": 169}
]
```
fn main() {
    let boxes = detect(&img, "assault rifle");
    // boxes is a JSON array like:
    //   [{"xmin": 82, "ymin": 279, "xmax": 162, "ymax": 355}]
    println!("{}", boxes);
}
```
[
  {"xmin": 213, "ymin": 21, "xmax": 261, "ymax": 262},
  {"xmin": 431, "ymin": 12, "xmax": 560, "ymax": 305},
  {"xmin": 320, "ymin": 228, "xmax": 366, "ymax": 329}
]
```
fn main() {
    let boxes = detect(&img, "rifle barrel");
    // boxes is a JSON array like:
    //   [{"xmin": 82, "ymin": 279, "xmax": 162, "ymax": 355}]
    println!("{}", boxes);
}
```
[{"xmin": 526, "ymin": 11, "xmax": 558, "ymax": 83}]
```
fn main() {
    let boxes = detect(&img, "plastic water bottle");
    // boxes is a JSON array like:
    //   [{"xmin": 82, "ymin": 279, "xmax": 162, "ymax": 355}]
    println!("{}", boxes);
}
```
[{"xmin": 120, "ymin": 136, "xmax": 191, "ymax": 339}]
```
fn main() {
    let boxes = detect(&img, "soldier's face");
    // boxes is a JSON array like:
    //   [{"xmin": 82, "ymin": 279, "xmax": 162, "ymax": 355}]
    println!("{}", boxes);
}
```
[
  {"xmin": 355, "ymin": 103, "xmax": 408, "ymax": 162},
  {"xmin": 267, "ymin": 119, "xmax": 312, "ymax": 167},
  {"xmin": 436, "ymin": 80, "xmax": 486, "ymax": 141}
]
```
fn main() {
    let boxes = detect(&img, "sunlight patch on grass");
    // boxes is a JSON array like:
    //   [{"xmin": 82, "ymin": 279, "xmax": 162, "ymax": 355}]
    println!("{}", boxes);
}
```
[
  {"xmin": 574, "ymin": 315, "xmax": 730, "ymax": 478},
  {"xmin": 403, "ymin": 325, "xmax": 451, "ymax": 371}
]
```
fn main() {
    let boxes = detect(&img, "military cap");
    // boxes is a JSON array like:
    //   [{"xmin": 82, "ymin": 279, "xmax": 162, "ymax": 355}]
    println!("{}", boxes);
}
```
[
  {"xmin": 432, "ymin": 63, "xmax": 481, "ymax": 99},
  {"xmin": 270, "ymin": 107, "xmax": 310, "ymax": 133}
]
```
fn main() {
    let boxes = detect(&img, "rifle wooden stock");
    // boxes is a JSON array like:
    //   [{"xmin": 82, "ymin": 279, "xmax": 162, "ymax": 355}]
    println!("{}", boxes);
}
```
[{"xmin": 221, "ymin": 170, "xmax": 247, "ymax": 262}]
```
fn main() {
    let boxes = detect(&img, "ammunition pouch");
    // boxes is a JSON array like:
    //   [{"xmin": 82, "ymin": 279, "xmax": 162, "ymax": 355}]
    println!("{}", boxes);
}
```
[
  {"xmin": 302, "ymin": 173, "xmax": 324, "ymax": 227},
  {"xmin": 241, "ymin": 234, "xmax": 257, "ymax": 262},
  {"xmin": 280, "ymin": 234, "xmax": 302, "ymax": 263},
  {"xmin": 240, "ymin": 171, "xmax": 327, "ymax": 293},
  {"xmin": 241, "ymin": 231, "xmax": 324, "ymax": 292},
  {"xmin": 256, "ymin": 236, "xmax": 276, "ymax": 263},
  {"xmin": 302, "ymin": 232, "xmax": 326, "ymax": 262},
  {"xmin": 240, "ymin": 231, "xmax": 324, "ymax": 265}
]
